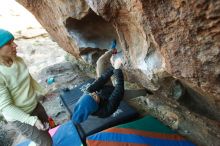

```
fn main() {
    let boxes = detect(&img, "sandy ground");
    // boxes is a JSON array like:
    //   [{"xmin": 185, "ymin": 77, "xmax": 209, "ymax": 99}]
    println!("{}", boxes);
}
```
[{"xmin": 0, "ymin": 1, "xmax": 89, "ymax": 145}]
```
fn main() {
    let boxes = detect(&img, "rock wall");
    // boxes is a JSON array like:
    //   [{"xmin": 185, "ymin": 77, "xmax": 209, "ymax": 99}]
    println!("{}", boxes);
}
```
[
  {"xmin": 85, "ymin": 0, "xmax": 220, "ymax": 119},
  {"xmin": 16, "ymin": 0, "xmax": 220, "ymax": 145}
]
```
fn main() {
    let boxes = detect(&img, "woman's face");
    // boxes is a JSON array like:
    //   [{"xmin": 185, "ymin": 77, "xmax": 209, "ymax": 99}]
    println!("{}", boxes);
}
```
[{"xmin": 0, "ymin": 39, "xmax": 17, "ymax": 59}]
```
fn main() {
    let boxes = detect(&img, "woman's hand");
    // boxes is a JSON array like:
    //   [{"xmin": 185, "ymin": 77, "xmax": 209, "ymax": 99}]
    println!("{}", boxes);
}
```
[{"xmin": 35, "ymin": 119, "xmax": 48, "ymax": 131}]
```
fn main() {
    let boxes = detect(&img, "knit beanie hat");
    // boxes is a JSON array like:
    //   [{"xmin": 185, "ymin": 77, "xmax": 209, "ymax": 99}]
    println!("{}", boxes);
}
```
[
  {"xmin": 72, "ymin": 94, "xmax": 98, "ymax": 124},
  {"xmin": 0, "ymin": 29, "xmax": 14, "ymax": 48}
]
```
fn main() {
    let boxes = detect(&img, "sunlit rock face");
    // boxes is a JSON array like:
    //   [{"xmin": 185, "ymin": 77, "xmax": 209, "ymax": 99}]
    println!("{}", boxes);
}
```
[{"xmin": 17, "ymin": 0, "xmax": 220, "ymax": 133}]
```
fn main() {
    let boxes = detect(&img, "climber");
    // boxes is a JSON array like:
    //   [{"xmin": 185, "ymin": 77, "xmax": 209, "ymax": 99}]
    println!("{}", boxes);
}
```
[
  {"xmin": 72, "ymin": 40, "xmax": 147, "ymax": 124},
  {"xmin": 72, "ymin": 53, "xmax": 124, "ymax": 123},
  {"xmin": 0, "ymin": 28, "xmax": 52, "ymax": 146}
]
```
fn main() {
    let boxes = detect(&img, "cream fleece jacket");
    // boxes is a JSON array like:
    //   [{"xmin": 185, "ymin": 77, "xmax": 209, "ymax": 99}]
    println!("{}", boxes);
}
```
[{"xmin": 0, "ymin": 56, "xmax": 45, "ymax": 126}]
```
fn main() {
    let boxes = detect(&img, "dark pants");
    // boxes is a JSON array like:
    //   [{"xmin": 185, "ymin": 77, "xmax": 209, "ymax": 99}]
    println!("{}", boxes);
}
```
[{"xmin": 11, "ymin": 103, "xmax": 52, "ymax": 146}]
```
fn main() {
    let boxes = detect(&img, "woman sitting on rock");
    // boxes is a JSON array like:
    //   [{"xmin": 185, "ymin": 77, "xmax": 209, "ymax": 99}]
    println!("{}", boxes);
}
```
[{"xmin": 0, "ymin": 29, "xmax": 52, "ymax": 146}]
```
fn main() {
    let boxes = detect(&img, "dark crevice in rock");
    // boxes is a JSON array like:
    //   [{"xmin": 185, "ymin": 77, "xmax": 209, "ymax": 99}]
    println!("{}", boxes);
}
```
[
  {"xmin": 79, "ymin": 47, "xmax": 107, "ymax": 66},
  {"xmin": 65, "ymin": 10, "xmax": 121, "ymax": 50},
  {"xmin": 169, "ymin": 80, "xmax": 219, "ymax": 121}
]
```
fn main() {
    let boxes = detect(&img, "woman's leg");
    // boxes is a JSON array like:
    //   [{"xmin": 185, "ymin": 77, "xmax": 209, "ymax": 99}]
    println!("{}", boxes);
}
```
[
  {"xmin": 31, "ymin": 103, "xmax": 49, "ymax": 125},
  {"xmin": 12, "ymin": 121, "xmax": 52, "ymax": 146},
  {"xmin": 12, "ymin": 103, "xmax": 52, "ymax": 146}
]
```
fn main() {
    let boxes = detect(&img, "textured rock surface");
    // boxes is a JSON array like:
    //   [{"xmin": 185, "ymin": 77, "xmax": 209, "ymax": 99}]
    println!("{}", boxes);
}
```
[
  {"xmin": 16, "ymin": 0, "xmax": 220, "ymax": 145},
  {"xmin": 129, "ymin": 94, "xmax": 220, "ymax": 146},
  {"xmin": 85, "ymin": 0, "xmax": 220, "ymax": 119}
]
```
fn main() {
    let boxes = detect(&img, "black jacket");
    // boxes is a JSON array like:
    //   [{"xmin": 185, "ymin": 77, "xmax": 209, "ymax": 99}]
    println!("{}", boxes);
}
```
[{"xmin": 86, "ymin": 67, "xmax": 124, "ymax": 118}]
